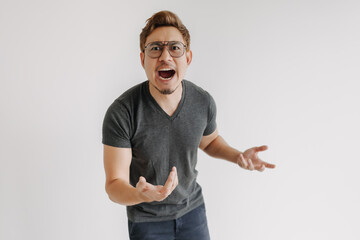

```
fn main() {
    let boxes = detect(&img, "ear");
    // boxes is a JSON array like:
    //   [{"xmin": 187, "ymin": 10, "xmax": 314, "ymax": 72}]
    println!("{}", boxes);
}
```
[
  {"xmin": 186, "ymin": 50, "xmax": 192, "ymax": 66},
  {"xmin": 140, "ymin": 51, "xmax": 145, "ymax": 68}
]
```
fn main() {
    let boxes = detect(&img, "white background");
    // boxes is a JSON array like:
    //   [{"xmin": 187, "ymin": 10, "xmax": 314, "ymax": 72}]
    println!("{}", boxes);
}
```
[{"xmin": 1, "ymin": 0, "xmax": 359, "ymax": 239}]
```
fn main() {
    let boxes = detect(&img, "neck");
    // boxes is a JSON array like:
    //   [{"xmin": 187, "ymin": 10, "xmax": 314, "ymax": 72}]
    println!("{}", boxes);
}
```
[{"xmin": 149, "ymin": 81, "xmax": 183, "ymax": 116}]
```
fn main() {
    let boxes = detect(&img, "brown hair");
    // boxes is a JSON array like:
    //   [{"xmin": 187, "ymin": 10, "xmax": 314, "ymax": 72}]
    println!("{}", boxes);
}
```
[{"xmin": 140, "ymin": 10, "xmax": 190, "ymax": 52}]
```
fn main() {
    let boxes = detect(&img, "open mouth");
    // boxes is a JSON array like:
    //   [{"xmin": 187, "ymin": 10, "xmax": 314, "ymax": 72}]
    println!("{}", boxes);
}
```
[{"xmin": 158, "ymin": 69, "xmax": 176, "ymax": 80}]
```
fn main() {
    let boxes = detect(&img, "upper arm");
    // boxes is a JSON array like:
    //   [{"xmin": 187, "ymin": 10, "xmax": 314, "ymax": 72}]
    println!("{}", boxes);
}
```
[
  {"xmin": 103, "ymin": 144, "xmax": 132, "ymax": 191},
  {"xmin": 199, "ymin": 128, "xmax": 219, "ymax": 150}
]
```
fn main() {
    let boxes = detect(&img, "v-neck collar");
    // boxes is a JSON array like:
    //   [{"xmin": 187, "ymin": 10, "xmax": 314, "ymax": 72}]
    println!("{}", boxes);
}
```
[{"xmin": 145, "ymin": 80, "xmax": 186, "ymax": 121}]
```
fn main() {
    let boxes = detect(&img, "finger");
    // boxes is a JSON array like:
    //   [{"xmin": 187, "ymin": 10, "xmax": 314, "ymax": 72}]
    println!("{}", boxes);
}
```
[
  {"xmin": 162, "ymin": 169, "xmax": 176, "ymax": 195},
  {"xmin": 255, "ymin": 145, "xmax": 268, "ymax": 152},
  {"xmin": 140, "ymin": 176, "xmax": 146, "ymax": 183},
  {"xmin": 264, "ymin": 162, "xmax": 276, "ymax": 168},
  {"xmin": 248, "ymin": 158, "xmax": 255, "ymax": 171},
  {"xmin": 239, "ymin": 154, "xmax": 248, "ymax": 168},
  {"xmin": 136, "ymin": 176, "xmax": 147, "ymax": 191},
  {"xmin": 171, "ymin": 167, "xmax": 178, "ymax": 190},
  {"xmin": 257, "ymin": 164, "xmax": 266, "ymax": 172}
]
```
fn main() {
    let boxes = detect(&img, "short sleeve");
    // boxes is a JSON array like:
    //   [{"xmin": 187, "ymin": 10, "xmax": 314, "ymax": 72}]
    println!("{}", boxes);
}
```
[
  {"xmin": 203, "ymin": 92, "xmax": 217, "ymax": 136},
  {"xmin": 102, "ymin": 101, "xmax": 132, "ymax": 148}
]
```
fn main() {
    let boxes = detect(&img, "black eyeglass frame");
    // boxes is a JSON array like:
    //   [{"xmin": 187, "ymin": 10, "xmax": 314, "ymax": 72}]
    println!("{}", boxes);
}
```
[{"xmin": 144, "ymin": 41, "xmax": 187, "ymax": 59}]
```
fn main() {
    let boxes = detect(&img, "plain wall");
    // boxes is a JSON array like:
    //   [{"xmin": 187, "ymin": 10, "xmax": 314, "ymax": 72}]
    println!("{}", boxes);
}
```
[{"xmin": 1, "ymin": 0, "xmax": 359, "ymax": 239}]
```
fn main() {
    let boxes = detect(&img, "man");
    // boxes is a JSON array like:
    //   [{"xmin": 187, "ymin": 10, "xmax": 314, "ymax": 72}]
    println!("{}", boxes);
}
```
[{"xmin": 102, "ymin": 10, "xmax": 275, "ymax": 240}]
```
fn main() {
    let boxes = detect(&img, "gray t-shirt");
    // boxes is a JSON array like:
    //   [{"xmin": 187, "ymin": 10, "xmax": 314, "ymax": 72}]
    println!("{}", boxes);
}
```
[{"xmin": 102, "ymin": 80, "xmax": 217, "ymax": 222}]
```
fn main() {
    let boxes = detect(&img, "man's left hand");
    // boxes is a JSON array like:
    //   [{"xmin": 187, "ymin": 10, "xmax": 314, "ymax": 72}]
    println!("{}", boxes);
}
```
[{"xmin": 237, "ymin": 145, "xmax": 276, "ymax": 171}]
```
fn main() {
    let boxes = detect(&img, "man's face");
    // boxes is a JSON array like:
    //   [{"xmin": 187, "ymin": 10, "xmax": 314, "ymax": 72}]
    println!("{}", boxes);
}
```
[{"xmin": 140, "ymin": 26, "xmax": 192, "ymax": 95}]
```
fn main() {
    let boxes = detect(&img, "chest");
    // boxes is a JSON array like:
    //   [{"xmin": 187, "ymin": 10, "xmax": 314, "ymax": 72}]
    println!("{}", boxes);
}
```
[{"xmin": 131, "ymin": 110, "xmax": 207, "ymax": 154}]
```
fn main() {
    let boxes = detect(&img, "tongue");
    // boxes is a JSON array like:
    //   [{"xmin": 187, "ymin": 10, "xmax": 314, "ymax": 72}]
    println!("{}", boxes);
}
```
[{"xmin": 159, "ymin": 70, "xmax": 175, "ymax": 78}]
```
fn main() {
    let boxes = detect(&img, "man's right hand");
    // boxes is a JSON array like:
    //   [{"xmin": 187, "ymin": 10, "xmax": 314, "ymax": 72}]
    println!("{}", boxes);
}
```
[{"xmin": 136, "ymin": 166, "xmax": 178, "ymax": 202}]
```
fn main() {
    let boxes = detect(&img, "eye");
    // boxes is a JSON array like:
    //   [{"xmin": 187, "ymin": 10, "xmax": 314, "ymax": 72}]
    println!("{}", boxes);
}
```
[
  {"xmin": 150, "ymin": 46, "xmax": 161, "ymax": 51},
  {"xmin": 170, "ymin": 43, "xmax": 182, "ymax": 51},
  {"xmin": 171, "ymin": 45, "xmax": 180, "ymax": 50}
]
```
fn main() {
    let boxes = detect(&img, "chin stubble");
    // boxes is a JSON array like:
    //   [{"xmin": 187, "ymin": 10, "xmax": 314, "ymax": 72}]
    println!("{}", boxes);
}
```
[{"xmin": 151, "ymin": 81, "xmax": 182, "ymax": 95}]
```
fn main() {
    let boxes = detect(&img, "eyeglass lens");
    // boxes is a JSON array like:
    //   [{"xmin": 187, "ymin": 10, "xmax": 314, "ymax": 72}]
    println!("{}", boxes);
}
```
[{"xmin": 145, "ymin": 41, "xmax": 185, "ymax": 58}]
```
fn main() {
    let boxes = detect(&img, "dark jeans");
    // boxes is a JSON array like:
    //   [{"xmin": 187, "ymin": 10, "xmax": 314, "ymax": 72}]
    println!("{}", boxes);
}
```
[{"xmin": 128, "ymin": 204, "xmax": 210, "ymax": 240}]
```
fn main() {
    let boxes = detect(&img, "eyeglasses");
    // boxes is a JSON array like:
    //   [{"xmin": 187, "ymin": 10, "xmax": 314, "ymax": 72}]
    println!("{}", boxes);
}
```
[{"xmin": 144, "ymin": 41, "xmax": 186, "ymax": 58}]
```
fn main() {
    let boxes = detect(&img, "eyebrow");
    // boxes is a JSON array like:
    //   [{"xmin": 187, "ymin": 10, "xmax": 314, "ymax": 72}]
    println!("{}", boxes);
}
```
[
  {"xmin": 146, "ymin": 41, "xmax": 184, "ymax": 45},
  {"xmin": 149, "ymin": 41, "xmax": 164, "ymax": 45}
]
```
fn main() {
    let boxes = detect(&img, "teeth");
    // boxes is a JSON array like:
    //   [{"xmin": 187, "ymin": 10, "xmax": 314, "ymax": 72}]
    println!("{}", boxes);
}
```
[
  {"xmin": 158, "ymin": 68, "xmax": 173, "ymax": 71},
  {"xmin": 159, "ymin": 76, "xmax": 172, "ymax": 80}
]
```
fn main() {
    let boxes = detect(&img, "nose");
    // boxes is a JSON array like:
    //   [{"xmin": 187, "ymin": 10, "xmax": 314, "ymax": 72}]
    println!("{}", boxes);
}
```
[{"xmin": 158, "ymin": 46, "xmax": 173, "ymax": 61}]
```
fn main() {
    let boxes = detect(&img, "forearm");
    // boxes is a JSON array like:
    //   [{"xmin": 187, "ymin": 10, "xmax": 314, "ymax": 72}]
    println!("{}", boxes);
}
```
[
  {"xmin": 203, "ymin": 135, "xmax": 241, "ymax": 164},
  {"xmin": 106, "ymin": 179, "xmax": 144, "ymax": 206}
]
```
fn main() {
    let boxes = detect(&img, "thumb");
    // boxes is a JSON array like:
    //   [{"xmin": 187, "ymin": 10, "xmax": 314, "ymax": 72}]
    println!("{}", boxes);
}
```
[
  {"xmin": 255, "ymin": 145, "xmax": 268, "ymax": 152},
  {"xmin": 136, "ymin": 176, "xmax": 147, "ymax": 189}
]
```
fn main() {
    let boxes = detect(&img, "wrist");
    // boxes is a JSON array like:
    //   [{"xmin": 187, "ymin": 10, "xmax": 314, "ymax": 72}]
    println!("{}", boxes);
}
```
[
  {"xmin": 232, "ymin": 150, "xmax": 243, "ymax": 165},
  {"xmin": 134, "ymin": 187, "xmax": 152, "ymax": 203}
]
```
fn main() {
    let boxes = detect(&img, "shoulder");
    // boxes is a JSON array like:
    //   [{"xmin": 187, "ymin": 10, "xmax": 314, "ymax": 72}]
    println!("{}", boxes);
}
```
[
  {"xmin": 183, "ymin": 80, "xmax": 215, "ymax": 105},
  {"xmin": 108, "ymin": 81, "xmax": 146, "ymax": 109},
  {"xmin": 104, "ymin": 81, "xmax": 147, "ymax": 121},
  {"xmin": 184, "ymin": 80, "xmax": 209, "ymax": 95},
  {"xmin": 115, "ymin": 81, "xmax": 146, "ymax": 104}
]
